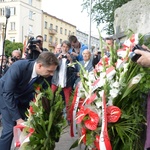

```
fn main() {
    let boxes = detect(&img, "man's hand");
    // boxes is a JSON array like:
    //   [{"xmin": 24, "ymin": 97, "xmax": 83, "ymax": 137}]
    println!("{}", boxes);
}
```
[
  {"xmin": 71, "ymin": 52, "xmax": 78, "ymax": 57},
  {"xmin": 134, "ymin": 50, "xmax": 150, "ymax": 67},
  {"xmin": 35, "ymin": 44, "xmax": 42, "ymax": 53},
  {"xmin": 16, "ymin": 118, "xmax": 24, "ymax": 125}
]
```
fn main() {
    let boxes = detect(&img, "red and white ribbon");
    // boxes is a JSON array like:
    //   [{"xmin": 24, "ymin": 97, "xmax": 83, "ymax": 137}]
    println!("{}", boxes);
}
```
[
  {"xmin": 99, "ymin": 90, "xmax": 112, "ymax": 150},
  {"xmin": 13, "ymin": 124, "xmax": 34, "ymax": 147},
  {"xmin": 70, "ymin": 85, "xmax": 80, "ymax": 137}
]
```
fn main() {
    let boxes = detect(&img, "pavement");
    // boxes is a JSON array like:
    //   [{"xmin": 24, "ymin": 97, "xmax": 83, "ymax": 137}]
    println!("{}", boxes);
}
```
[{"xmin": 0, "ymin": 125, "xmax": 84, "ymax": 150}]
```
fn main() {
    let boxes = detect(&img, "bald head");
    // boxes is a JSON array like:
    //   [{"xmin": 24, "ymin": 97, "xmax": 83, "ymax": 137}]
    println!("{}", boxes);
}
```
[
  {"xmin": 82, "ymin": 49, "xmax": 91, "ymax": 62},
  {"xmin": 12, "ymin": 50, "xmax": 21, "ymax": 60},
  {"xmin": 55, "ymin": 44, "xmax": 61, "ymax": 54}
]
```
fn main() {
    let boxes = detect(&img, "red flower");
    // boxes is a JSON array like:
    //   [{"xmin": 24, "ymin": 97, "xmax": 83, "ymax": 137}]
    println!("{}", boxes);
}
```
[
  {"xmin": 36, "ymin": 86, "xmax": 41, "ymax": 93},
  {"xmin": 81, "ymin": 128, "xmax": 86, "ymax": 144},
  {"xmin": 76, "ymin": 106, "xmax": 90, "ymax": 124},
  {"xmin": 94, "ymin": 135, "xmax": 100, "ymax": 150},
  {"xmin": 84, "ymin": 111, "xmax": 99, "ymax": 130},
  {"xmin": 107, "ymin": 106, "xmax": 121, "ymax": 123},
  {"xmin": 29, "ymin": 106, "xmax": 35, "ymax": 114}
]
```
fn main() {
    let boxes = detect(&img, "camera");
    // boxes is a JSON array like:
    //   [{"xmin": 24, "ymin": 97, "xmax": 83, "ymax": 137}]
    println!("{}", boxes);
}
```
[
  {"xmin": 62, "ymin": 55, "xmax": 67, "ymax": 59},
  {"xmin": 11, "ymin": 56, "xmax": 19, "ymax": 62},
  {"xmin": 130, "ymin": 44, "xmax": 149, "ymax": 62},
  {"xmin": 28, "ymin": 37, "xmax": 41, "ymax": 51}
]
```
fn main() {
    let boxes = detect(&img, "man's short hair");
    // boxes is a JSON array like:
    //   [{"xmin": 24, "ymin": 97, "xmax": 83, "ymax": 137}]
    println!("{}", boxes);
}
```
[
  {"xmin": 36, "ymin": 51, "xmax": 58, "ymax": 66},
  {"xmin": 61, "ymin": 40, "xmax": 71, "ymax": 49},
  {"xmin": 36, "ymin": 35, "xmax": 43, "ymax": 39},
  {"xmin": 68, "ymin": 35, "xmax": 77, "ymax": 43}
]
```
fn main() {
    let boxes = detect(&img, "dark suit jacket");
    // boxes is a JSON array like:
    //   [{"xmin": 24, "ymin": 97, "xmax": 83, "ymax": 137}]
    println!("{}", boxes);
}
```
[{"xmin": 0, "ymin": 59, "xmax": 43, "ymax": 121}]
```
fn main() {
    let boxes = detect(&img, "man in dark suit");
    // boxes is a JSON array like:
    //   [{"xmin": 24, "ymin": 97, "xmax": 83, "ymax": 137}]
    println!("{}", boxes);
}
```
[{"xmin": 0, "ymin": 51, "xmax": 58, "ymax": 150}]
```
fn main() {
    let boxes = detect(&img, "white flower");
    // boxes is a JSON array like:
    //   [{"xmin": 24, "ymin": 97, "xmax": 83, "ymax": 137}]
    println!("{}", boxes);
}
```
[
  {"xmin": 110, "ymin": 88, "xmax": 120, "ymax": 99},
  {"xmin": 95, "ymin": 98, "xmax": 102, "ymax": 108},
  {"xmin": 112, "ymin": 81, "xmax": 120, "ymax": 88},
  {"xmin": 129, "ymin": 73, "xmax": 144, "ymax": 87},
  {"xmin": 107, "ymin": 97, "xmax": 113, "ymax": 106}
]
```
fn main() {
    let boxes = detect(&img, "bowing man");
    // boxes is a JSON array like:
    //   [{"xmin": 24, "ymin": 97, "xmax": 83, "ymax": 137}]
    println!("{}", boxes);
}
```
[{"xmin": 0, "ymin": 52, "xmax": 58, "ymax": 150}]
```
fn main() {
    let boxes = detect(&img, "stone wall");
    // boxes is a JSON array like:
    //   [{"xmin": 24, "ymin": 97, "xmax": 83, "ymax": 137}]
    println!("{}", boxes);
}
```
[{"xmin": 114, "ymin": 0, "xmax": 150, "ymax": 35}]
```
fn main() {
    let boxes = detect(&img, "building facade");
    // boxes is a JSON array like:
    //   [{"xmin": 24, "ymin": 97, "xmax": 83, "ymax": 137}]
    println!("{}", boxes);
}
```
[
  {"xmin": 0, "ymin": 0, "xmax": 99, "ymax": 53},
  {"xmin": 0, "ymin": 0, "xmax": 42, "ymax": 43},
  {"xmin": 42, "ymin": 11, "xmax": 76, "ymax": 52},
  {"xmin": 76, "ymin": 30, "xmax": 100, "ymax": 52}
]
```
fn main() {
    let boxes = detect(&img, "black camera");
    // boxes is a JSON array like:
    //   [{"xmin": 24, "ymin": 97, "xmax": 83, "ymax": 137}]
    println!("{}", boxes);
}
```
[
  {"xmin": 130, "ymin": 44, "xmax": 149, "ymax": 62},
  {"xmin": 62, "ymin": 55, "xmax": 67, "ymax": 58},
  {"xmin": 28, "ymin": 37, "xmax": 41, "ymax": 51},
  {"xmin": 11, "ymin": 56, "xmax": 19, "ymax": 62}
]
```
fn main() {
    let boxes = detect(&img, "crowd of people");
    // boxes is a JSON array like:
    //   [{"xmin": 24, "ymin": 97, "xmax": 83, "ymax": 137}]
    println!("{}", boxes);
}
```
[{"xmin": 0, "ymin": 34, "xmax": 150, "ymax": 150}]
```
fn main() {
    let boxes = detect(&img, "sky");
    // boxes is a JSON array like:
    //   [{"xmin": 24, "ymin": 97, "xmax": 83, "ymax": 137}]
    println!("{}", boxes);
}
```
[{"xmin": 41, "ymin": 0, "xmax": 104, "ymax": 38}]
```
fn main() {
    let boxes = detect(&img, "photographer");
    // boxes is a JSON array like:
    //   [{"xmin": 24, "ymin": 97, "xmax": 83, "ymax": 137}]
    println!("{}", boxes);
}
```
[
  {"xmin": 26, "ymin": 35, "xmax": 48, "ymax": 60},
  {"xmin": 134, "ymin": 49, "xmax": 150, "ymax": 67},
  {"xmin": 134, "ymin": 48, "xmax": 150, "ymax": 150},
  {"xmin": 4, "ymin": 50, "xmax": 22, "ymax": 74},
  {"xmin": 51, "ymin": 40, "xmax": 77, "ymax": 122}
]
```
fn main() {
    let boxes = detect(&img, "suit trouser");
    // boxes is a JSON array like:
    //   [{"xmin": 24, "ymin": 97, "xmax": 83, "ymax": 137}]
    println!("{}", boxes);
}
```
[
  {"xmin": 51, "ymin": 84, "xmax": 72, "ymax": 121},
  {"xmin": 0, "ymin": 106, "xmax": 15, "ymax": 150},
  {"xmin": 0, "ymin": 94, "xmax": 29, "ymax": 150}
]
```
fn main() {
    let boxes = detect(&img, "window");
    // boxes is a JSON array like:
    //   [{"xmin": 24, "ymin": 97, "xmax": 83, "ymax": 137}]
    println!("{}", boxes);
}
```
[
  {"xmin": 0, "ymin": 23, "xmax": 3, "ymax": 30},
  {"xmin": 0, "ymin": 8, "xmax": 4, "ymax": 16},
  {"xmin": 0, "ymin": 0, "xmax": 4, "ymax": 2},
  {"xmin": 29, "ymin": 0, "xmax": 32, "ymax": 5},
  {"xmin": 65, "ymin": 29, "xmax": 67, "ymax": 35},
  {"xmin": 10, "ymin": 7, "xmax": 16, "ymax": 16},
  {"xmin": 55, "ymin": 37, "xmax": 58, "ymax": 43},
  {"xmin": 69, "ymin": 30, "xmax": 71, "ymax": 35},
  {"xmin": 44, "ymin": 21, "xmax": 47, "ymax": 29},
  {"xmin": 28, "ymin": 25, "xmax": 33, "ymax": 33},
  {"xmin": 44, "ymin": 34, "xmax": 47, "ymax": 42},
  {"xmin": 10, "ymin": 22, "xmax": 15, "ymax": 30},
  {"xmin": 60, "ymin": 27, "xmax": 62, "ymax": 34},
  {"xmin": 49, "ymin": 36, "xmax": 53, "ymax": 43},
  {"xmin": 29, "ymin": 11, "xmax": 34, "ymax": 19},
  {"xmin": 50, "ymin": 24, "xmax": 53, "ymax": 29},
  {"xmin": 10, "ymin": 37, "xmax": 15, "ymax": 42},
  {"xmin": 60, "ymin": 39, "xmax": 62, "ymax": 44},
  {"xmin": 55, "ymin": 25, "xmax": 58, "ymax": 32}
]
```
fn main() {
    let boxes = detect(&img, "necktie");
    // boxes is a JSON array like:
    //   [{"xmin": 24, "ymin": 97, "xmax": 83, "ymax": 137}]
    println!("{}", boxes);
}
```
[{"xmin": 26, "ymin": 76, "xmax": 39, "ymax": 89}]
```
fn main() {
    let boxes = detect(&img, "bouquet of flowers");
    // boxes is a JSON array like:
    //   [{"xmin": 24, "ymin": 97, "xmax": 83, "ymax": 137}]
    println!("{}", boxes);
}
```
[
  {"xmin": 14, "ymin": 82, "xmax": 66, "ymax": 150},
  {"xmin": 70, "ymin": 33, "xmax": 150, "ymax": 150}
]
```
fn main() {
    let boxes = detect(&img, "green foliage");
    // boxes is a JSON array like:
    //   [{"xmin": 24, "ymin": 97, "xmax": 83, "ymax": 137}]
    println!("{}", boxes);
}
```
[
  {"xmin": 25, "ymin": 82, "xmax": 66, "ymax": 150},
  {"xmin": 4, "ymin": 40, "xmax": 23, "ymax": 57},
  {"xmin": 82, "ymin": 0, "xmax": 132, "ymax": 35}
]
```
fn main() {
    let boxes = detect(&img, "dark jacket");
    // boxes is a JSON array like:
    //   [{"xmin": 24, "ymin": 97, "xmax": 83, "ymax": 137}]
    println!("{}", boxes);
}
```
[{"xmin": 0, "ymin": 59, "xmax": 44, "ymax": 121}]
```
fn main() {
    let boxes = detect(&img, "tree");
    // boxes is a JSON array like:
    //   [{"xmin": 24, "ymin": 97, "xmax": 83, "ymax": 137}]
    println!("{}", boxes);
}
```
[
  {"xmin": 82, "ymin": 0, "xmax": 132, "ymax": 35},
  {"xmin": 4, "ymin": 40, "xmax": 23, "ymax": 57}
]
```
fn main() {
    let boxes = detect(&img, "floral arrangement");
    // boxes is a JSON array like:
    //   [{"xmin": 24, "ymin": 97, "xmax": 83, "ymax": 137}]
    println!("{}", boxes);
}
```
[
  {"xmin": 70, "ymin": 33, "xmax": 150, "ymax": 150},
  {"xmin": 15, "ymin": 82, "xmax": 66, "ymax": 150}
]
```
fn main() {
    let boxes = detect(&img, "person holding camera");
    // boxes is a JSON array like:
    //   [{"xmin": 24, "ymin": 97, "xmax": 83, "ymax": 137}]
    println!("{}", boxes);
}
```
[
  {"xmin": 134, "ymin": 48, "xmax": 150, "ymax": 67},
  {"xmin": 26, "ymin": 35, "xmax": 48, "ymax": 60},
  {"xmin": 51, "ymin": 40, "xmax": 77, "ymax": 122},
  {"xmin": 134, "ymin": 48, "xmax": 150, "ymax": 150},
  {"xmin": 68, "ymin": 35, "xmax": 88, "ymax": 61}
]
